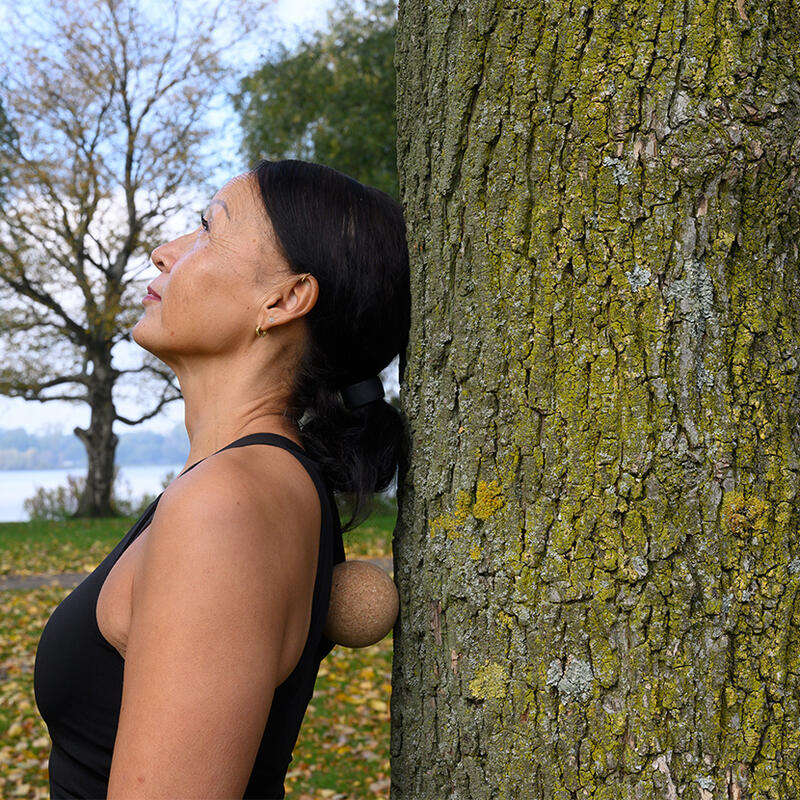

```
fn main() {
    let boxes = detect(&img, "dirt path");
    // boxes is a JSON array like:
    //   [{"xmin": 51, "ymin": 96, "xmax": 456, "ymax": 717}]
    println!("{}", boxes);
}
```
[
  {"xmin": 0, "ymin": 557, "xmax": 394, "ymax": 592},
  {"xmin": 0, "ymin": 572, "xmax": 89, "ymax": 592},
  {"xmin": 0, "ymin": 572, "xmax": 89, "ymax": 591}
]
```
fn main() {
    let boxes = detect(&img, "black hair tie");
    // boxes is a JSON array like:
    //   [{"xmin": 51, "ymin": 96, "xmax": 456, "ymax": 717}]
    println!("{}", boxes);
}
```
[{"xmin": 341, "ymin": 376, "xmax": 384, "ymax": 410}]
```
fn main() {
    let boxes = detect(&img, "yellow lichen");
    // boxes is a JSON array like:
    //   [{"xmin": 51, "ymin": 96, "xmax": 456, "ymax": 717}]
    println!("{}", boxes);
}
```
[
  {"xmin": 454, "ymin": 489, "xmax": 472, "ymax": 523},
  {"xmin": 430, "ymin": 484, "xmax": 502, "ymax": 538},
  {"xmin": 468, "ymin": 661, "xmax": 509, "ymax": 700},
  {"xmin": 429, "ymin": 514, "xmax": 455, "ymax": 538},
  {"xmin": 498, "ymin": 610, "xmax": 514, "ymax": 628},
  {"xmin": 473, "ymin": 479, "xmax": 505, "ymax": 519},
  {"xmin": 720, "ymin": 491, "xmax": 770, "ymax": 537}
]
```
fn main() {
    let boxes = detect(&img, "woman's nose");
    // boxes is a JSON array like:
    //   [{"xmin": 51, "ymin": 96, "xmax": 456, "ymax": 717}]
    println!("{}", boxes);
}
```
[
  {"xmin": 151, "ymin": 234, "xmax": 187, "ymax": 272},
  {"xmin": 151, "ymin": 229, "xmax": 193, "ymax": 272},
  {"xmin": 151, "ymin": 242, "xmax": 169, "ymax": 273}
]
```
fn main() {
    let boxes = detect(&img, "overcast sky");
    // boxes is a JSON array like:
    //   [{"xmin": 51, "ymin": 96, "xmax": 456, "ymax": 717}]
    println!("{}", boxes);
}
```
[
  {"xmin": 0, "ymin": 0, "xmax": 340, "ymax": 435},
  {"xmin": 274, "ymin": 0, "xmax": 338, "ymax": 25}
]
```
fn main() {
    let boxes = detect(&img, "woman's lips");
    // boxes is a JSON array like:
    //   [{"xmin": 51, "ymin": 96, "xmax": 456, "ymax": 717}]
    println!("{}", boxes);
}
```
[{"xmin": 143, "ymin": 286, "xmax": 161, "ymax": 302}]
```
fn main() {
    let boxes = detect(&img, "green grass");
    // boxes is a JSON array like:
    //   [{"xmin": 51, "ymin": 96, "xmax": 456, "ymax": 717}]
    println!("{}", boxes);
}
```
[
  {"xmin": 0, "ymin": 511, "xmax": 396, "ymax": 800},
  {"xmin": 344, "ymin": 513, "xmax": 396, "ymax": 558},
  {"xmin": 0, "ymin": 510, "xmax": 396, "ymax": 576},
  {"xmin": 0, "ymin": 517, "xmax": 135, "ymax": 575}
]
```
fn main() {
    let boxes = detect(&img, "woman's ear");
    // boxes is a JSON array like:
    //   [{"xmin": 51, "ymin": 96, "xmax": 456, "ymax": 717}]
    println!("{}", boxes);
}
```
[{"xmin": 256, "ymin": 273, "xmax": 319, "ymax": 333}]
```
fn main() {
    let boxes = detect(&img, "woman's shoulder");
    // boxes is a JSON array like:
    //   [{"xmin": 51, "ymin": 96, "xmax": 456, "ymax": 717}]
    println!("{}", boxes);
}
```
[
  {"xmin": 143, "ymin": 441, "xmax": 321, "ymax": 572},
  {"xmin": 110, "ymin": 442, "xmax": 323, "ymax": 795},
  {"xmin": 169, "ymin": 440, "xmax": 318, "ymax": 521}
]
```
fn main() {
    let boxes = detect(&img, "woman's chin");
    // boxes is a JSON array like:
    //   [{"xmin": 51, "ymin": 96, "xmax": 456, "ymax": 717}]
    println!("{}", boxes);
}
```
[
  {"xmin": 131, "ymin": 319, "xmax": 151, "ymax": 350},
  {"xmin": 132, "ymin": 319, "xmax": 166, "ymax": 359}
]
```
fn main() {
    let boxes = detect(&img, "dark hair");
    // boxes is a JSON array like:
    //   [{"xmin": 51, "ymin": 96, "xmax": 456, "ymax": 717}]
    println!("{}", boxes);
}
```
[{"xmin": 252, "ymin": 159, "xmax": 410, "ymax": 529}]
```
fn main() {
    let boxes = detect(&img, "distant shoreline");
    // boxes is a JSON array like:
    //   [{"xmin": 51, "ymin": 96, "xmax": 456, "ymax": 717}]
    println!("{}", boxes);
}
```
[
  {"xmin": 0, "ymin": 425, "xmax": 188, "ymax": 471},
  {"xmin": 0, "ymin": 461, "xmax": 182, "ymax": 471},
  {"xmin": 0, "ymin": 464, "xmax": 184, "ymax": 522}
]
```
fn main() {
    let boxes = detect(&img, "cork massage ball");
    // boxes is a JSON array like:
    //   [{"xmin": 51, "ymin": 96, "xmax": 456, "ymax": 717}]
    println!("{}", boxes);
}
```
[{"xmin": 324, "ymin": 560, "xmax": 399, "ymax": 648}]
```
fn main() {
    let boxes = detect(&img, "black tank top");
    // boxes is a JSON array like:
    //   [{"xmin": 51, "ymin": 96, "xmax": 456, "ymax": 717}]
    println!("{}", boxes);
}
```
[{"xmin": 34, "ymin": 433, "xmax": 344, "ymax": 799}]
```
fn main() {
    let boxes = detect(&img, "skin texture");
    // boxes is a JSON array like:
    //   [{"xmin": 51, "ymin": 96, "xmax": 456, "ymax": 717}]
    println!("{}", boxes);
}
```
[
  {"xmin": 105, "ymin": 174, "xmax": 322, "ymax": 797},
  {"xmin": 132, "ymin": 173, "xmax": 318, "ymax": 464}
]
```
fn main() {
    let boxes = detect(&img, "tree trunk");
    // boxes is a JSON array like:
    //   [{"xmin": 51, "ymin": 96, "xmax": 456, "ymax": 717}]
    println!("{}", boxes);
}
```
[
  {"xmin": 74, "ymin": 350, "xmax": 118, "ymax": 517},
  {"xmin": 393, "ymin": 1, "xmax": 800, "ymax": 798}
]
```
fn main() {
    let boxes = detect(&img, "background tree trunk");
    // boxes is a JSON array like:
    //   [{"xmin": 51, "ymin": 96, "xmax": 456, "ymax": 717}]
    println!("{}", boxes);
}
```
[
  {"xmin": 74, "ymin": 348, "xmax": 118, "ymax": 518},
  {"xmin": 393, "ymin": 1, "xmax": 800, "ymax": 798}
]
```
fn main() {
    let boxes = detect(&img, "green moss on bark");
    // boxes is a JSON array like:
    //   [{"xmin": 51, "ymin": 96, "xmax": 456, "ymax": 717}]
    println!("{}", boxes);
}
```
[{"xmin": 394, "ymin": 0, "xmax": 800, "ymax": 798}]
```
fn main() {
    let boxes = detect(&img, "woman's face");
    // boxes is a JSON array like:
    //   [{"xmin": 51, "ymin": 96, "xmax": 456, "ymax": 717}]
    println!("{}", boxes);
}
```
[{"xmin": 133, "ymin": 173, "xmax": 288, "ymax": 364}]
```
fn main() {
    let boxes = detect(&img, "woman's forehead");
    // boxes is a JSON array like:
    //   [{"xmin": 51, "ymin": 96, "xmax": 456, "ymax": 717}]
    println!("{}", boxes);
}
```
[
  {"xmin": 210, "ymin": 173, "xmax": 283, "ymax": 272},
  {"xmin": 210, "ymin": 173, "xmax": 262, "ymax": 223}
]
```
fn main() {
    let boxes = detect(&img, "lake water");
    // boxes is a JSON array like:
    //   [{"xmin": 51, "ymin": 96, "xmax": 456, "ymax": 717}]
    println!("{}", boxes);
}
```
[{"xmin": 0, "ymin": 465, "xmax": 184, "ymax": 522}]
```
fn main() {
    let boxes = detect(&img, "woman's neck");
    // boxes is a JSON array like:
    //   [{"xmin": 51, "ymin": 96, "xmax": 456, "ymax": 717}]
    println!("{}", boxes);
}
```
[{"xmin": 176, "ymin": 362, "xmax": 300, "ymax": 471}]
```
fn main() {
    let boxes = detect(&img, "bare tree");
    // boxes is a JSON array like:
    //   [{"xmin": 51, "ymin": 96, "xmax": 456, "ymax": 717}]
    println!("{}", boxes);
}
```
[{"xmin": 0, "ymin": 0, "xmax": 267, "ymax": 515}]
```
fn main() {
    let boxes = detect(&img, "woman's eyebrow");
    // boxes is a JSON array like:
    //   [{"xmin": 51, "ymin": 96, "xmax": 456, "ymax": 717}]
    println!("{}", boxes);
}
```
[{"xmin": 208, "ymin": 198, "xmax": 231, "ymax": 219}]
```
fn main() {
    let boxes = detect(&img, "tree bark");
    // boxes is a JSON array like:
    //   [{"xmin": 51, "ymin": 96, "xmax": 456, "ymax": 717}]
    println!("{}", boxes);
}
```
[{"xmin": 393, "ymin": 1, "xmax": 800, "ymax": 798}]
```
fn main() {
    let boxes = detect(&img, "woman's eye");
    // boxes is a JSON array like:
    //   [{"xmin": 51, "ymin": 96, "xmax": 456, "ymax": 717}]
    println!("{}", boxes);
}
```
[{"xmin": 200, "ymin": 214, "xmax": 209, "ymax": 231}]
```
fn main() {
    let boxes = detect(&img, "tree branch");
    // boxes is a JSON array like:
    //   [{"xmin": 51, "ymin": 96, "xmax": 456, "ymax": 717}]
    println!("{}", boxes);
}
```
[
  {"xmin": 2, "ymin": 387, "xmax": 89, "ymax": 403},
  {"xmin": 0, "ymin": 269, "xmax": 87, "ymax": 342},
  {"xmin": 115, "ymin": 390, "xmax": 182, "ymax": 426}
]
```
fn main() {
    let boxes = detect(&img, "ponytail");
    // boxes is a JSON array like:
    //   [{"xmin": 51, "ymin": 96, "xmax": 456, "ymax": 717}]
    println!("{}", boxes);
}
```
[{"xmin": 298, "ymin": 382, "xmax": 405, "ymax": 528}]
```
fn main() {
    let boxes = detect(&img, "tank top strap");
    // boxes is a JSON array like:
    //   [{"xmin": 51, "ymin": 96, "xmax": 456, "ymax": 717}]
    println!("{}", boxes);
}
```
[
  {"xmin": 217, "ymin": 432, "xmax": 345, "ymax": 682},
  {"xmin": 217, "ymin": 430, "xmax": 345, "ymax": 559},
  {"xmin": 217, "ymin": 433, "xmax": 330, "ymax": 505},
  {"xmin": 218, "ymin": 432, "xmax": 308, "ymax": 459}
]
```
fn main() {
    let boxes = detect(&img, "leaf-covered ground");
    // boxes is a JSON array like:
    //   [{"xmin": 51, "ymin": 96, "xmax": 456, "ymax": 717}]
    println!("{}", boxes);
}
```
[
  {"xmin": 0, "ymin": 513, "xmax": 396, "ymax": 799},
  {"xmin": 0, "ymin": 584, "xmax": 59, "ymax": 800},
  {"xmin": 286, "ymin": 639, "xmax": 393, "ymax": 799}
]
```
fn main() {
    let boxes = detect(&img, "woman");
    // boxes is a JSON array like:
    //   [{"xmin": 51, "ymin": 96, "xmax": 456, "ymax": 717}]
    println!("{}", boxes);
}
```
[{"xmin": 34, "ymin": 160, "xmax": 410, "ymax": 799}]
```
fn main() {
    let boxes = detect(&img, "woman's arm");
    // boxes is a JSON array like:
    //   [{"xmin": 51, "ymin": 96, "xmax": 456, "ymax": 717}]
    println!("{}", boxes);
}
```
[{"xmin": 107, "ymin": 450, "xmax": 320, "ymax": 798}]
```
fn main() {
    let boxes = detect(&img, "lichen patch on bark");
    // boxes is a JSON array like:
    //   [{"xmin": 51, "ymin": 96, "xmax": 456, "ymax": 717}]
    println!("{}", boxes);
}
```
[{"xmin": 469, "ymin": 661, "xmax": 510, "ymax": 700}]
